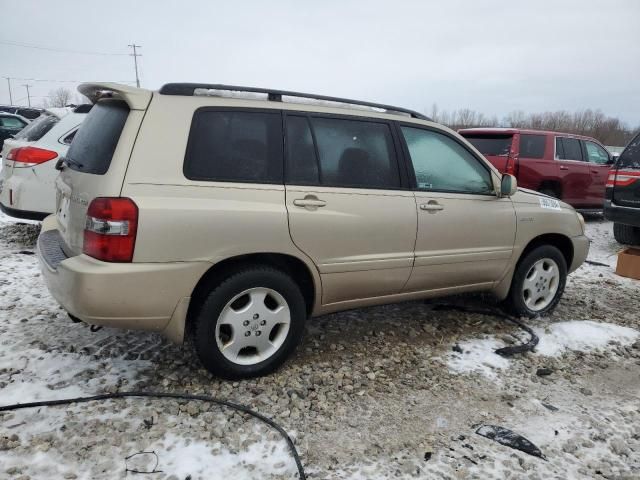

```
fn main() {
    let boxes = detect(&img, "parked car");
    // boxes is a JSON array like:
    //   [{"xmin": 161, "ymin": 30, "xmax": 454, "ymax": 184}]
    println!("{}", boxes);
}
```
[
  {"xmin": 0, "ymin": 105, "xmax": 92, "ymax": 220},
  {"xmin": 36, "ymin": 82, "xmax": 588, "ymax": 378},
  {"xmin": 605, "ymin": 132, "xmax": 640, "ymax": 245},
  {"xmin": 0, "ymin": 113, "xmax": 29, "ymax": 151},
  {"xmin": 458, "ymin": 128, "xmax": 614, "ymax": 210},
  {"xmin": 0, "ymin": 105, "xmax": 44, "ymax": 120}
]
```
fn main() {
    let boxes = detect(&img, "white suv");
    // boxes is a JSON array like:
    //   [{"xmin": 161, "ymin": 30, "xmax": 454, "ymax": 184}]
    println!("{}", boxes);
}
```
[
  {"xmin": 0, "ymin": 105, "xmax": 91, "ymax": 220},
  {"xmin": 37, "ymin": 83, "xmax": 589, "ymax": 378}
]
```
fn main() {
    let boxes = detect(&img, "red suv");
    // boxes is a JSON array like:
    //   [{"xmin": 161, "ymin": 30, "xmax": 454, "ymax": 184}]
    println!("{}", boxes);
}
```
[{"xmin": 458, "ymin": 128, "xmax": 614, "ymax": 209}]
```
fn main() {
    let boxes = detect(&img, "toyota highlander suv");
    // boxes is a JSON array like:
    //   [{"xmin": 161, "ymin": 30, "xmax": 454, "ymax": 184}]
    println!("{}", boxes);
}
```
[
  {"xmin": 36, "ymin": 83, "xmax": 589, "ymax": 378},
  {"xmin": 459, "ymin": 128, "xmax": 614, "ymax": 210}
]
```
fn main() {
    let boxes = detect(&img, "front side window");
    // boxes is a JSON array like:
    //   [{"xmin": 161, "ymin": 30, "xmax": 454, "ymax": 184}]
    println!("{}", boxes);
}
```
[
  {"xmin": 584, "ymin": 141, "xmax": 610, "ymax": 165},
  {"xmin": 185, "ymin": 110, "xmax": 283, "ymax": 183},
  {"xmin": 0, "ymin": 116, "xmax": 26, "ymax": 129},
  {"xmin": 402, "ymin": 127, "xmax": 493, "ymax": 194},
  {"xmin": 556, "ymin": 137, "xmax": 583, "ymax": 161},
  {"xmin": 519, "ymin": 134, "xmax": 545, "ymax": 159}
]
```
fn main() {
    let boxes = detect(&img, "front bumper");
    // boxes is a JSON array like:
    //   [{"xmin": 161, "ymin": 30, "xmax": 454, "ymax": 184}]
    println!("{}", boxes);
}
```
[
  {"xmin": 37, "ymin": 228, "xmax": 210, "ymax": 343},
  {"xmin": 569, "ymin": 234, "xmax": 590, "ymax": 273},
  {"xmin": 604, "ymin": 200, "xmax": 640, "ymax": 228}
]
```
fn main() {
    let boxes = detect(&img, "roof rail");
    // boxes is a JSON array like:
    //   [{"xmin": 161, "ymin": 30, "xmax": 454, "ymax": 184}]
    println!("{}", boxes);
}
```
[{"xmin": 159, "ymin": 83, "xmax": 431, "ymax": 121}]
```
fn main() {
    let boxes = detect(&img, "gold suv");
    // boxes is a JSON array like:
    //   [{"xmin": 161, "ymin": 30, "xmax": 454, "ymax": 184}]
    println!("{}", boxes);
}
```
[{"xmin": 37, "ymin": 83, "xmax": 589, "ymax": 378}]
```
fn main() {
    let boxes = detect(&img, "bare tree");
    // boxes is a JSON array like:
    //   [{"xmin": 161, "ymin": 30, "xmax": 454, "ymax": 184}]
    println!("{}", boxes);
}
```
[{"xmin": 48, "ymin": 87, "xmax": 73, "ymax": 107}]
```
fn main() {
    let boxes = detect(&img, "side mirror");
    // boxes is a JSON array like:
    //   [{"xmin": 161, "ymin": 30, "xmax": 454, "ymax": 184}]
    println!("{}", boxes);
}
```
[
  {"xmin": 607, "ymin": 155, "xmax": 618, "ymax": 165},
  {"xmin": 500, "ymin": 174, "xmax": 518, "ymax": 197}
]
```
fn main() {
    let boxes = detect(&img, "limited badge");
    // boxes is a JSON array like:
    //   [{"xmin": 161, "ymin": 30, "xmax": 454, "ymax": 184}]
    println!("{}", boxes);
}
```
[{"xmin": 539, "ymin": 197, "xmax": 561, "ymax": 210}]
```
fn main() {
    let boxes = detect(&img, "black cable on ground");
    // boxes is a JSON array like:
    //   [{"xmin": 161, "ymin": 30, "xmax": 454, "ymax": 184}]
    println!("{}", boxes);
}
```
[
  {"xmin": 430, "ymin": 304, "xmax": 539, "ymax": 356},
  {"xmin": 0, "ymin": 391, "xmax": 306, "ymax": 480}
]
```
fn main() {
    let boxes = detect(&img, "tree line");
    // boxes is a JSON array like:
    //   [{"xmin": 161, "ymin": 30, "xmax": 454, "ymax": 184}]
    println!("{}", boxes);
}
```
[{"xmin": 428, "ymin": 104, "xmax": 638, "ymax": 146}]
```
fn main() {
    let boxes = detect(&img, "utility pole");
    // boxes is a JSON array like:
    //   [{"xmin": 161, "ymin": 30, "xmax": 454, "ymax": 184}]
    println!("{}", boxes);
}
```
[
  {"xmin": 128, "ymin": 43, "xmax": 142, "ymax": 88},
  {"xmin": 4, "ymin": 77, "xmax": 12, "ymax": 105},
  {"xmin": 22, "ymin": 84, "xmax": 32, "ymax": 106}
]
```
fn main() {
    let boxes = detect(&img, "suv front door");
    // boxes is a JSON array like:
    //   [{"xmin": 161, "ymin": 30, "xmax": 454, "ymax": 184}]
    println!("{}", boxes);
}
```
[
  {"xmin": 399, "ymin": 125, "xmax": 516, "ymax": 292},
  {"xmin": 583, "ymin": 140, "xmax": 612, "ymax": 207},
  {"xmin": 284, "ymin": 114, "xmax": 417, "ymax": 305}
]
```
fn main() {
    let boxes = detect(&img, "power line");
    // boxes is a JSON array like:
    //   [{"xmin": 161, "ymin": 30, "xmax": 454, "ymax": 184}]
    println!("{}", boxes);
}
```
[
  {"xmin": 0, "ymin": 39, "xmax": 128, "ymax": 56},
  {"xmin": 128, "ymin": 44, "xmax": 142, "ymax": 88},
  {"xmin": 3, "ymin": 76, "xmax": 135, "ymax": 84}
]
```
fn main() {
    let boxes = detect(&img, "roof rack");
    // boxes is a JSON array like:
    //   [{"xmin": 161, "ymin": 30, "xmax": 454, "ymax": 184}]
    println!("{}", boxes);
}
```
[{"xmin": 159, "ymin": 83, "xmax": 431, "ymax": 121}]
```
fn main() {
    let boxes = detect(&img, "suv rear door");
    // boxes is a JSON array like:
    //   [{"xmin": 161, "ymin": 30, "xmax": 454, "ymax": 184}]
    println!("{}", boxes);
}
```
[
  {"xmin": 555, "ymin": 136, "xmax": 591, "ymax": 207},
  {"xmin": 284, "ymin": 113, "xmax": 417, "ymax": 305},
  {"xmin": 611, "ymin": 133, "xmax": 640, "ymax": 208},
  {"xmin": 55, "ymin": 86, "xmax": 151, "ymax": 256}
]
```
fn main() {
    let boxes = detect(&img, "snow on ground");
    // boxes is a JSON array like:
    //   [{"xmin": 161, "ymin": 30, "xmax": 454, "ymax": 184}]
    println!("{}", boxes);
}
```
[
  {"xmin": 0, "ymin": 211, "xmax": 639, "ymax": 479},
  {"xmin": 447, "ymin": 320, "xmax": 639, "ymax": 379}
]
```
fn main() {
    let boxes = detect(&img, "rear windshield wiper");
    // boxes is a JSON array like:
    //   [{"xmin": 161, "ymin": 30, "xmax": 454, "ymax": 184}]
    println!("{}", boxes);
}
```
[{"xmin": 55, "ymin": 156, "xmax": 84, "ymax": 171}]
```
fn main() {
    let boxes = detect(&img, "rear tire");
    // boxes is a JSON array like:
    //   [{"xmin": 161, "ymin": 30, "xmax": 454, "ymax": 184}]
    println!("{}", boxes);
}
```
[
  {"xmin": 613, "ymin": 223, "xmax": 640, "ymax": 246},
  {"xmin": 194, "ymin": 266, "xmax": 306, "ymax": 379},
  {"xmin": 505, "ymin": 245, "xmax": 567, "ymax": 318}
]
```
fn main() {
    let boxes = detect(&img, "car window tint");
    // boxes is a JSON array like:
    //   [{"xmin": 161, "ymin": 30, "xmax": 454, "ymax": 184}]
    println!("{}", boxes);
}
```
[
  {"xmin": 62, "ymin": 130, "xmax": 77, "ymax": 145},
  {"xmin": 13, "ymin": 114, "xmax": 58, "ymax": 141},
  {"xmin": 286, "ymin": 116, "xmax": 319, "ymax": 184},
  {"xmin": 519, "ymin": 134, "xmax": 545, "ymax": 158},
  {"xmin": 402, "ymin": 127, "xmax": 493, "ymax": 194},
  {"xmin": 556, "ymin": 137, "xmax": 582, "ymax": 161},
  {"xmin": 463, "ymin": 135, "xmax": 512, "ymax": 156},
  {"xmin": 0, "ymin": 117, "xmax": 25, "ymax": 128},
  {"xmin": 185, "ymin": 110, "xmax": 283, "ymax": 183},
  {"xmin": 584, "ymin": 141, "xmax": 610, "ymax": 165},
  {"xmin": 617, "ymin": 133, "xmax": 640, "ymax": 169},
  {"xmin": 66, "ymin": 100, "xmax": 129, "ymax": 175},
  {"xmin": 309, "ymin": 117, "xmax": 399, "ymax": 189}
]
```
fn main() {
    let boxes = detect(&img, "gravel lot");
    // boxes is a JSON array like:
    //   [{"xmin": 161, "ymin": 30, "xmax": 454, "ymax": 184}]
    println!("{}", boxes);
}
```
[{"xmin": 0, "ymin": 212, "xmax": 639, "ymax": 479}]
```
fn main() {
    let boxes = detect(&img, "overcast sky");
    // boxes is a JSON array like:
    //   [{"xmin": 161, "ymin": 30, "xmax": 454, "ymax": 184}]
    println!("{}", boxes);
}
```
[{"xmin": 1, "ymin": 0, "xmax": 639, "ymax": 124}]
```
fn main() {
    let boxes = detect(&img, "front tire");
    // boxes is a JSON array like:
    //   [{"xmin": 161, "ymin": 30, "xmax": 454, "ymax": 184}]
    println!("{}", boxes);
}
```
[
  {"xmin": 505, "ymin": 245, "xmax": 567, "ymax": 318},
  {"xmin": 194, "ymin": 266, "xmax": 306, "ymax": 379},
  {"xmin": 613, "ymin": 223, "xmax": 640, "ymax": 246}
]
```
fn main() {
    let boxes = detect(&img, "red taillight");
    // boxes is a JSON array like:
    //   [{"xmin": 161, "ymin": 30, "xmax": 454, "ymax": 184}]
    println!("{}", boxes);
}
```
[
  {"xmin": 607, "ymin": 169, "xmax": 640, "ymax": 188},
  {"xmin": 83, "ymin": 197, "xmax": 138, "ymax": 262},
  {"xmin": 7, "ymin": 147, "xmax": 58, "ymax": 167}
]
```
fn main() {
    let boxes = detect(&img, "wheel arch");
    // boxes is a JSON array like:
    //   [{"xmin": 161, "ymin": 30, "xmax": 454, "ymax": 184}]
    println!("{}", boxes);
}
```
[
  {"xmin": 493, "ymin": 232, "xmax": 574, "ymax": 300},
  {"xmin": 185, "ymin": 252, "xmax": 319, "ymax": 339}
]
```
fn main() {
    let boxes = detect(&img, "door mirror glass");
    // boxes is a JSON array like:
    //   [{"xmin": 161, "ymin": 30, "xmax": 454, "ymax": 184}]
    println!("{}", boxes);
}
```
[{"xmin": 500, "ymin": 174, "xmax": 518, "ymax": 197}]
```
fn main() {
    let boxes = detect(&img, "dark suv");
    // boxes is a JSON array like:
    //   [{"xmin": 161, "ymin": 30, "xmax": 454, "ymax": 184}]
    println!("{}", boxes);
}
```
[{"xmin": 605, "ymin": 132, "xmax": 640, "ymax": 245}]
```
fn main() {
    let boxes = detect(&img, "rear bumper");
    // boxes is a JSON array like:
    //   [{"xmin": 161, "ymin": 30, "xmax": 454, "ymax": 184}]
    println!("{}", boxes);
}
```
[
  {"xmin": 604, "ymin": 200, "xmax": 640, "ymax": 227},
  {"xmin": 569, "ymin": 234, "xmax": 590, "ymax": 273},
  {"xmin": 36, "ymin": 228, "xmax": 210, "ymax": 343},
  {"xmin": 0, "ymin": 201, "xmax": 49, "ymax": 221}
]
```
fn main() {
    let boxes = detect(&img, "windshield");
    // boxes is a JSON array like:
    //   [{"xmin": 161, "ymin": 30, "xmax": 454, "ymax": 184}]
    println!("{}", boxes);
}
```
[
  {"xmin": 463, "ymin": 135, "xmax": 512, "ymax": 156},
  {"xmin": 14, "ymin": 113, "xmax": 59, "ymax": 141}
]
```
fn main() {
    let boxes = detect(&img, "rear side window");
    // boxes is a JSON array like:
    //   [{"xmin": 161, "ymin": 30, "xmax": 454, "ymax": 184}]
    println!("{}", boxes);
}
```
[
  {"xmin": 184, "ymin": 110, "xmax": 283, "ymax": 183},
  {"xmin": 286, "ymin": 116, "xmax": 319, "ymax": 184},
  {"xmin": 519, "ymin": 134, "xmax": 545, "ymax": 158},
  {"xmin": 14, "ymin": 114, "xmax": 58, "ymax": 141},
  {"xmin": 617, "ymin": 133, "xmax": 640, "ymax": 169},
  {"xmin": 307, "ymin": 117, "xmax": 400, "ymax": 189},
  {"xmin": 66, "ymin": 100, "xmax": 129, "ymax": 175},
  {"xmin": 556, "ymin": 137, "xmax": 582, "ymax": 161},
  {"xmin": 61, "ymin": 130, "xmax": 77, "ymax": 145},
  {"xmin": 463, "ymin": 135, "xmax": 512, "ymax": 156}
]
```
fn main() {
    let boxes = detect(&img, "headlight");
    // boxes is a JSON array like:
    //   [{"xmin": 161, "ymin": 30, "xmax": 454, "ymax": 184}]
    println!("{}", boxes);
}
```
[{"xmin": 577, "ymin": 212, "xmax": 585, "ymax": 234}]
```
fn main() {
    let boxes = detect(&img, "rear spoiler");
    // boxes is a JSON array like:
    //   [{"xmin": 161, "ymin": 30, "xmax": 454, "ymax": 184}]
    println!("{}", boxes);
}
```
[{"xmin": 78, "ymin": 82, "xmax": 152, "ymax": 111}]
